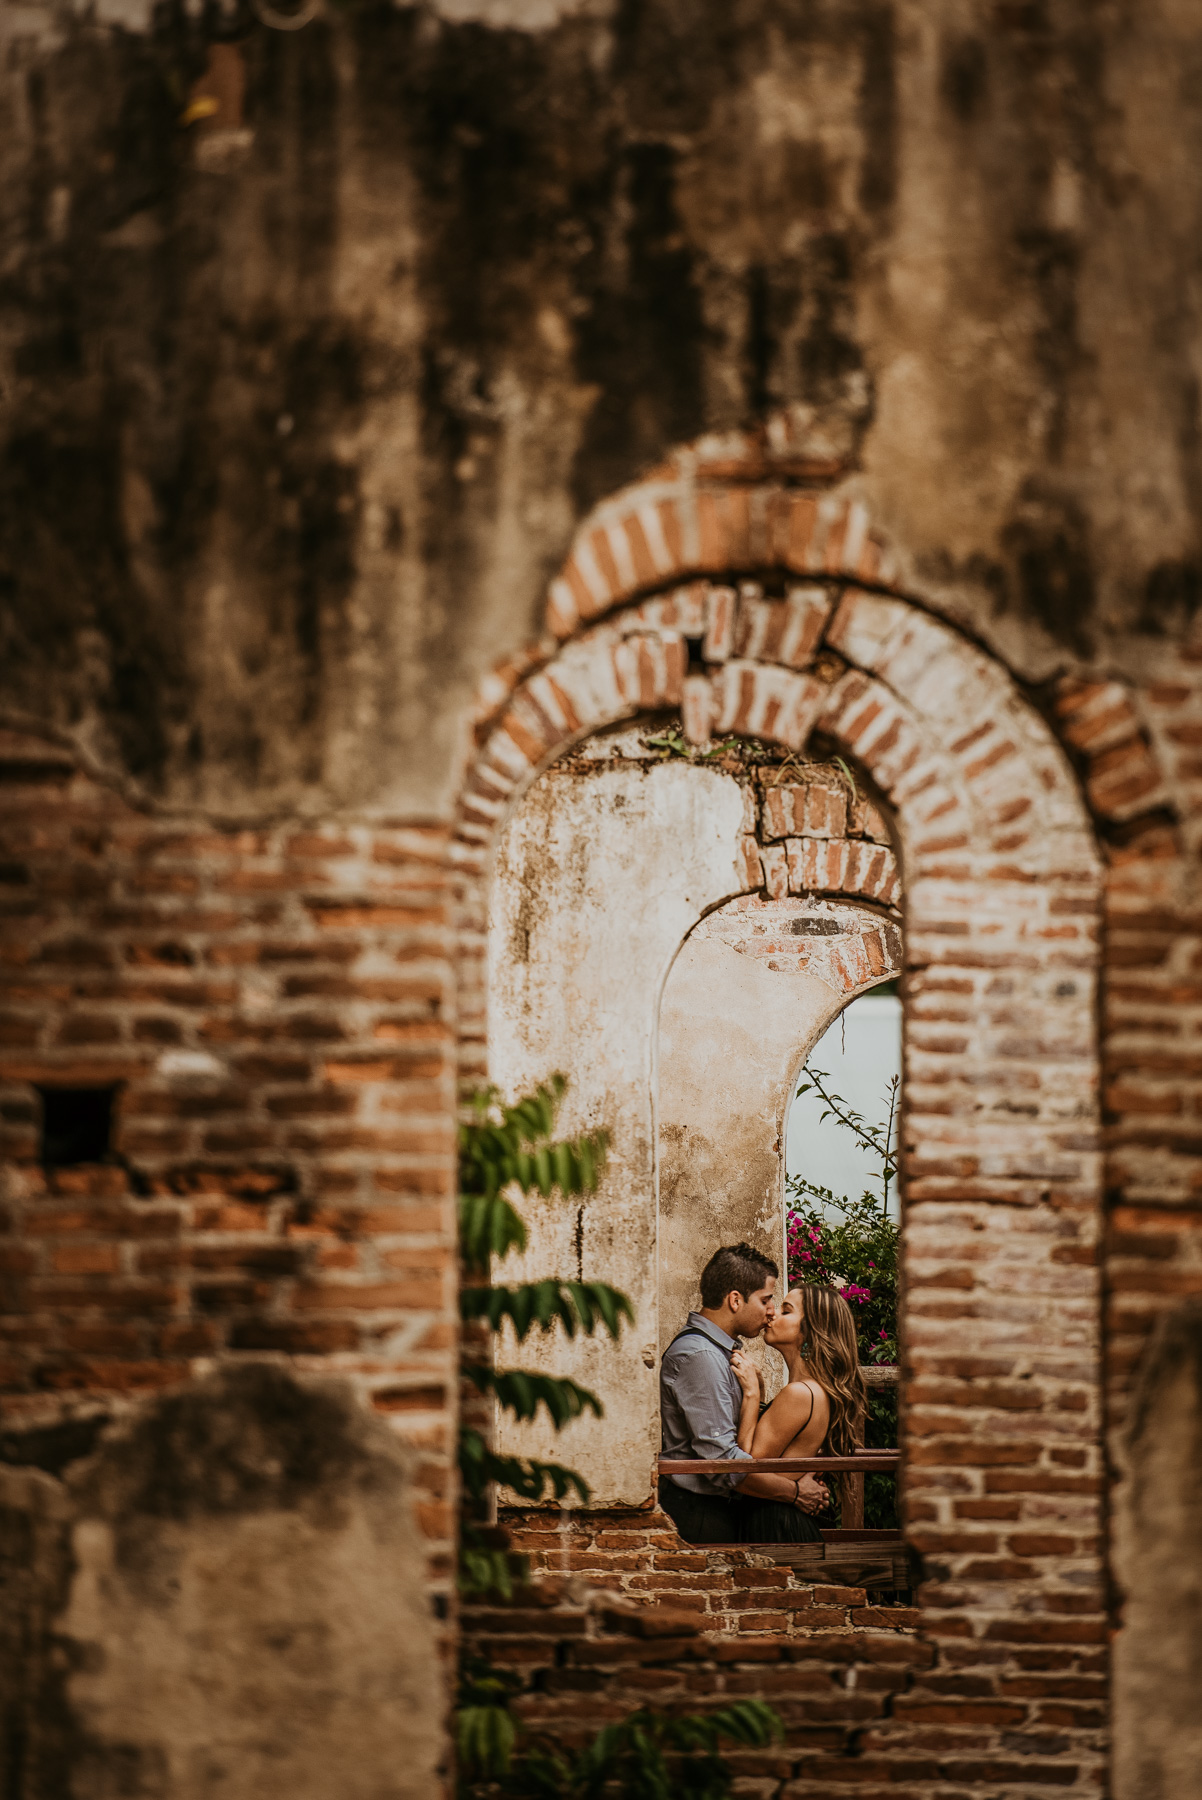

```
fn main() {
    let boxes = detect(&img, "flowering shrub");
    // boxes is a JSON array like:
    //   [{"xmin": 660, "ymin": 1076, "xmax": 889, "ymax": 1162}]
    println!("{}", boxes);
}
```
[{"xmin": 785, "ymin": 1190, "xmax": 898, "ymax": 1366}]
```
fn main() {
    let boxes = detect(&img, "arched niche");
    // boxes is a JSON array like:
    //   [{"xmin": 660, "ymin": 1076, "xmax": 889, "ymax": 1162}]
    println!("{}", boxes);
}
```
[
  {"xmin": 485, "ymin": 724, "xmax": 907, "ymax": 1504},
  {"xmin": 485, "ymin": 727, "xmax": 787, "ymax": 1504}
]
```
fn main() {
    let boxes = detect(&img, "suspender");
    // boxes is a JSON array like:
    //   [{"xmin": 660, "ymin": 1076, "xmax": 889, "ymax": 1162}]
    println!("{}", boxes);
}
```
[{"xmin": 662, "ymin": 1325, "xmax": 729, "ymax": 1359}]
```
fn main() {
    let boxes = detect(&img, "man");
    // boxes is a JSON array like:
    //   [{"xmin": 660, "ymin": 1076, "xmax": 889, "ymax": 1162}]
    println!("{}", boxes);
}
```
[{"xmin": 659, "ymin": 1241, "xmax": 829, "ymax": 1543}]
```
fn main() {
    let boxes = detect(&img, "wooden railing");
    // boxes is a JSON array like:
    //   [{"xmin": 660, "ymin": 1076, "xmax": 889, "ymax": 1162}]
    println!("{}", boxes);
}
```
[{"xmin": 658, "ymin": 1450, "xmax": 899, "ymax": 1537}]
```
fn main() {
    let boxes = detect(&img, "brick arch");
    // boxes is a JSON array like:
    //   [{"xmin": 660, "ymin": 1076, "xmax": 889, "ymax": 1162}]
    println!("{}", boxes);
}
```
[
  {"xmin": 539, "ymin": 420, "xmax": 897, "ymax": 642},
  {"xmin": 457, "ymin": 552, "xmax": 1110, "ymax": 1790},
  {"xmin": 467, "ymin": 410, "xmax": 1174, "ymax": 859},
  {"xmin": 690, "ymin": 893, "xmax": 903, "ymax": 1007}
]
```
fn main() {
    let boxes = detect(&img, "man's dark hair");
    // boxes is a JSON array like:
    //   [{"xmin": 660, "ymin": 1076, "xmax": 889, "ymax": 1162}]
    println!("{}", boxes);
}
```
[{"xmin": 699, "ymin": 1241, "xmax": 779, "ymax": 1309}]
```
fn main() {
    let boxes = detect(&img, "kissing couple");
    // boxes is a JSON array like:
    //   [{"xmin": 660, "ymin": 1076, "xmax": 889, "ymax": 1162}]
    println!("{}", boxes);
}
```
[{"xmin": 659, "ymin": 1240, "xmax": 868, "ymax": 1544}]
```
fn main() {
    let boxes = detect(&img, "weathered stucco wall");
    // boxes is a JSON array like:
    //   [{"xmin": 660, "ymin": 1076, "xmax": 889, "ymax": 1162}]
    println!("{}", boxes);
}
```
[
  {"xmin": 488, "ymin": 741, "xmax": 749, "ymax": 1504},
  {"xmin": 4, "ymin": 2, "xmax": 1202, "ymax": 817},
  {"xmin": 1112, "ymin": 1304, "xmax": 1202, "ymax": 1800},
  {"xmin": 0, "ymin": 1365, "xmax": 443, "ymax": 1800}
]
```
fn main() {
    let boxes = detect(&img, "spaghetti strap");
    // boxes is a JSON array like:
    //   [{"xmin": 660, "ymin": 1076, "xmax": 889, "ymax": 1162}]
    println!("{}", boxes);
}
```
[{"xmin": 800, "ymin": 1383, "xmax": 816, "ymax": 1434}]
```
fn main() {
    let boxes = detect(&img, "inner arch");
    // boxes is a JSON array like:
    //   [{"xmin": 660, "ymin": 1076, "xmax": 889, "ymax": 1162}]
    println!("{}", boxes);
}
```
[{"xmin": 657, "ymin": 892, "xmax": 904, "ymax": 1399}]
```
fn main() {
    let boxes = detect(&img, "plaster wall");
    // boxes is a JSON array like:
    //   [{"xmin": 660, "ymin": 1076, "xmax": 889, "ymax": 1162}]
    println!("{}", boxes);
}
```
[
  {"xmin": 6, "ymin": 6, "xmax": 1202, "ymax": 818},
  {"xmin": 1112, "ymin": 1304, "xmax": 1202, "ymax": 1800},
  {"xmin": 488, "ymin": 749, "xmax": 748, "ymax": 1505},
  {"xmin": 0, "ymin": 1366, "xmax": 443, "ymax": 1800}
]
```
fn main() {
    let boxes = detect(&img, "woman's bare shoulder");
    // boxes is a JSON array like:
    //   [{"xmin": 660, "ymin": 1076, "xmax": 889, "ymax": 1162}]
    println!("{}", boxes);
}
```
[{"xmin": 772, "ymin": 1377, "xmax": 828, "ymax": 1418}]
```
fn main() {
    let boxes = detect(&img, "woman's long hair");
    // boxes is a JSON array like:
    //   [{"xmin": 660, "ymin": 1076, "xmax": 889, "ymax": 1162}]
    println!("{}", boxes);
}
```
[{"xmin": 799, "ymin": 1283, "xmax": 868, "ymax": 1459}]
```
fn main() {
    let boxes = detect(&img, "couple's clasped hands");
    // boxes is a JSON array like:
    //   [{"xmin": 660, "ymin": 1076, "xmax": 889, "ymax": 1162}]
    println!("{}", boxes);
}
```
[{"xmin": 730, "ymin": 1348, "xmax": 829, "ymax": 1517}]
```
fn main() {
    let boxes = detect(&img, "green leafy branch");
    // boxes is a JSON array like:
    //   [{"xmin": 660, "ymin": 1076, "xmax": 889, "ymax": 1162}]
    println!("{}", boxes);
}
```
[
  {"xmin": 463, "ymin": 1365, "xmax": 603, "ymax": 1431},
  {"xmin": 457, "ymin": 1074, "xmax": 621, "ymax": 1598},
  {"xmin": 459, "ymin": 1075, "xmax": 609, "ymax": 1213},
  {"xmin": 458, "ymin": 1075, "xmax": 785, "ymax": 1794},
  {"xmin": 461, "ymin": 1696, "xmax": 783, "ymax": 1798},
  {"xmin": 457, "ymin": 1656, "xmax": 523, "ymax": 1774},
  {"xmin": 795, "ymin": 1063, "xmax": 898, "ymax": 1214},
  {"xmin": 461, "ymin": 1276, "xmax": 634, "ymax": 1341},
  {"xmin": 459, "ymin": 1431, "xmax": 591, "ymax": 1507}
]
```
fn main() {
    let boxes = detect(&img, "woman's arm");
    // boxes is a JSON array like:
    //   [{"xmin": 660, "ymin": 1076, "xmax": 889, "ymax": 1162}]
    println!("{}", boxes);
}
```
[{"xmin": 748, "ymin": 1381, "xmax": 831, "ymax": 1514}]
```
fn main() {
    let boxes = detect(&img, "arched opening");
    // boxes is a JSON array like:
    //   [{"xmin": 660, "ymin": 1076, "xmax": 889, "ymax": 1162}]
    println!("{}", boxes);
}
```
[
  {"xmin": 659, "ymin": 884, "xmax": 902, "ymax": 1393},
  {"xmin": 455, "ymin": 442, "xmax": 1106, "ymax": 1769}
]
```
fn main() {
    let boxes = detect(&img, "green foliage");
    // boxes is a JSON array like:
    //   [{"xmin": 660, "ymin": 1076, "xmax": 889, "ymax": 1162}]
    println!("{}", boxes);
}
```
[
  {"xmin": 786, "ymin": 1183, "xmax": 899, "ymax": 1366},
  {"xmin": 643, "ymin": 725, "xmax": 692, "ymax": 757},
  {"xmin": 458, "ymin": 1529, "xmax": 522, "ymax": 1602},
  {"xmin": 523, "ymin": 1700, "xmax": 783, "ymax": 1799},
  {"xmin": 862, "ymin": 1385, "xmax": 899, "ymax": 1529},
  {"xmin": 459, "ymin": 1430, "xmax": 591, "ymax": 1506},
  {"xmin": 457, "ymin": 1076, "xmax": 784, "ymax": 1795},
  {"xmin": 792, "ymin": 1062, "xmax": 898, "ymax": 1214},
  {"xmin": 460, "ymin": 1699, "xmax": 783, "ymax": 1797},
  {"xmin": 464, "ymin": 1365, "xmax": 604, "ymax": 1431},
  {"xmin": 831, "ymin": 755, "xmax": 859, "ymax": 799},
  {"xmin": 457, "ymin": 1656, "xmax": 523, "ymax": 1776},
  {"xmin": 644, "ymin": 725, "xmax": 751, "ymax": 764},
  {"xmin": 459, "ymin": 1076, "xmax": 609, "ymax": 1222},
  {"xmin": 457, "ymin": 1073, "xmax": 619, "ymax": 1592},
  {"xmin": 461, "ymin": 1277, "xmax": 634, "ymax": 1342},
  {"xmin": 458, "ymin": 1191, "xmax": 527, "ymax": 1274}
]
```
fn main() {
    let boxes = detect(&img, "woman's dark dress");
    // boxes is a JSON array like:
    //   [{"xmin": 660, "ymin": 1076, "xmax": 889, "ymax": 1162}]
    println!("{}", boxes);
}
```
[
  {"xmin": 732, "ymin": 1382, "xmax": 827, "ymax": 1543},
  {"xmin": 733, "ymin": 1494, "xmax": 822, "ymax": 1542}
]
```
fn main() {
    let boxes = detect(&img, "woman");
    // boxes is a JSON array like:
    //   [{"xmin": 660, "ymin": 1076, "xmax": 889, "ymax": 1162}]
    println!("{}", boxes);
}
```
[{"xmin": 729, "ymin": 1282, "xmax": 868, "ymax": 1543}]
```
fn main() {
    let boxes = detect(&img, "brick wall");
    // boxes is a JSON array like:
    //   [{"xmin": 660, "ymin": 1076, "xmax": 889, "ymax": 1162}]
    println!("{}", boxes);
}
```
[
  {"xmin": 461, "ymin": 1580, "xmax": 1103, "ymax": 1798},
  {"xmin": 1085, "ymin": 662, "xmax": 1202, "ymax": 1452},
  {"xmin": 500, "ymin": 1505, "xmax": 912, "ymax": 1636},
  {"xmin": 0, "ymin": 729, "xmax": 458, "ymax": 1627}
]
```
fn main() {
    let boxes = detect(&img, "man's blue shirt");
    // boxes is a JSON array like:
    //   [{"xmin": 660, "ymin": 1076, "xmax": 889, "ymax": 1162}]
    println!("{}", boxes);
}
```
[{"xmin": 659, "ymin": 1311, "xmax": 754, "ymax": 1495}]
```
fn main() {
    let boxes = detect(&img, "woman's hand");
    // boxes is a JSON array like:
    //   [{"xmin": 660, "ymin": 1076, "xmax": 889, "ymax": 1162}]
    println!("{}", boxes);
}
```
[
  {"xmin": 732, "ymin": 1349, "xmax": 763, "ymax": 1454},
  {"xmin": 730, "ymin": 1349, "xmax": 763, "ymax": 1400}
]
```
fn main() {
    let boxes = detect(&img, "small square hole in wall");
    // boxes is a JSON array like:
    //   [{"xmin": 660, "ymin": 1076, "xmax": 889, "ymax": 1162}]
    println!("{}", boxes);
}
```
[{"xmin": 36, "ymin": 1087, "xmax": 118, "ymax": 1168}]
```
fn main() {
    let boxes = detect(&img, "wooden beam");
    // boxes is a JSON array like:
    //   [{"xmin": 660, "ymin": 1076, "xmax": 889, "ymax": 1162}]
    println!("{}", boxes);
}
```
[{"xmin": 658, "ymin": 1453, "xmax": 899, "ymax": 1475}]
